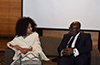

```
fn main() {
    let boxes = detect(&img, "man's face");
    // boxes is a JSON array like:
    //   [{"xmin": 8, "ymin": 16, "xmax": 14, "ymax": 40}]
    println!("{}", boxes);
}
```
[{"xmin": 69, "ymin": 24, "xmax": 80, "ymax": 36}]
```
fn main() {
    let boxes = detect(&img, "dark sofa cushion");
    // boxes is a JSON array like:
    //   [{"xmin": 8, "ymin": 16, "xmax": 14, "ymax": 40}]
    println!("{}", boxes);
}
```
[{"xmin": 5, "ymin": 48, "xmax": 15, "ymax": 65}]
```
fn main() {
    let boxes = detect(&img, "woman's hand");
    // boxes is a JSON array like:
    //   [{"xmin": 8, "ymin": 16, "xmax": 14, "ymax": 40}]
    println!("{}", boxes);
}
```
[
  {"xmin": 29, "ymin": 46, "xmax": 33, "ymax": 51},
  {"xmin": 21, "ymin": 46, "xmax": 33, "ymax": 54},
  {"xmin": 21, "ymin": 48, "xmax": 29, "ymax": 54}
]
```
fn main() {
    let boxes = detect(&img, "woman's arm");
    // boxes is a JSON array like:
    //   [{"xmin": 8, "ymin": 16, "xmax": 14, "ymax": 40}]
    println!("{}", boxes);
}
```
[
  {"xmin": 10, "ymin": 44, "xmax": 22, "ymax": 50},
  {"xmin": 10, "ymin": 44, "xmax": 30, "ymax": 54}
]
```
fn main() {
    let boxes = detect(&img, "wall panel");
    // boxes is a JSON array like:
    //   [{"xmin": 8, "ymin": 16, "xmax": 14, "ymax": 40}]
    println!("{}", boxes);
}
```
[
  {"xmin": 43, "ymin": 30, "xmax": 99, "ymax": 45},
  {"xmin": 0, "ymin": 0, "xmax": 21, "ymax": 36}
]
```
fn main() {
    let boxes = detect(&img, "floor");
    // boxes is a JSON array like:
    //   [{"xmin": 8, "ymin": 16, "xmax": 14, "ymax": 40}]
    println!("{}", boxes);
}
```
[
  {"xmin": 42, "ymin": 57, "xmax": 57, "ymax": 65},
  {"xmin": 0, "ymin": 38, "xmax": 10, "ymax": 65},
  {"xmin": 0, "ymin": 51, "xmax": 4, "ymax": 65}
]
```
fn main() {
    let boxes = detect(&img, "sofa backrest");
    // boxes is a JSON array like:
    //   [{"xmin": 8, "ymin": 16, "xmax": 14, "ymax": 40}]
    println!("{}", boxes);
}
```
[{"xmin": 40, "ymin": 36, "xmax": 62, "ymax": 56}]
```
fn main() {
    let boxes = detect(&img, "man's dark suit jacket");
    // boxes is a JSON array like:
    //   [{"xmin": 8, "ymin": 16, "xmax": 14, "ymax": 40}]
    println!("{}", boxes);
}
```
[{"xmin": 58, "ymin": 32, "xmax": 92, "ymax": 59}]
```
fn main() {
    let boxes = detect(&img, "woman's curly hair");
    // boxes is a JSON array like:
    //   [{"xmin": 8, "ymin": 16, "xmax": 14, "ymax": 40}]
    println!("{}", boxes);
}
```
[{"xmin": 15, "ymin": 17, "xmax": 37, "ymax": 36}]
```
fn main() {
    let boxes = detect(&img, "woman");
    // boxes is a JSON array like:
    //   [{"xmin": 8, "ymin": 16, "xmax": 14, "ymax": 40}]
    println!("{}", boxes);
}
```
[{"xmin": 7, "ymin": 17, "xmax": 49, "ymax": 65}]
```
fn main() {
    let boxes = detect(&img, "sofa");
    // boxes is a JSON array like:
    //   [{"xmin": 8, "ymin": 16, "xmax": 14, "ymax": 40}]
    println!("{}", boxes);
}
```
[
  {"xmin": 5, "ymin": 36, "xmax": 100, "ymax": 65},
  {"xmin": 40, "ymin": 36, "xmax": 100, "ymax": 65}
]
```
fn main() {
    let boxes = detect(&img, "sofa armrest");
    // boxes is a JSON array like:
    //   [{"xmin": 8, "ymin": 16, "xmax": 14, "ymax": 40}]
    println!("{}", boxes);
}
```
[{"xmin": 5, "ymin": 48, "xmax": 15, "ymax": 65}]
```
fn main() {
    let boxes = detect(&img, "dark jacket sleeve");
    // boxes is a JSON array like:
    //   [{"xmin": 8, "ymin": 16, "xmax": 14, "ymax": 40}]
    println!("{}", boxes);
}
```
[
  {"xmin": 77, "ymin": 33, "xmax": 92, "ymax": 54},
  {"xmin": 57, "ymin": 34, "xmax": 68, "ymax": 56}
]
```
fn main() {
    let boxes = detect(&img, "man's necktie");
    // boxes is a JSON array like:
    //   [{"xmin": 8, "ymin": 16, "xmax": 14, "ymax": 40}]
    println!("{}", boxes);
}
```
[{"xmin": 68, "ymin": 36, "xmax": 75, "ymax": 48}]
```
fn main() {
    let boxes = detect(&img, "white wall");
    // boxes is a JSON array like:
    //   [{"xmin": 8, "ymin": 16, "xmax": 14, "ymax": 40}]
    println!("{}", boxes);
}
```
[{"xmin": 23, "ymin": 0, "xmax": 100, "ymax": 30}]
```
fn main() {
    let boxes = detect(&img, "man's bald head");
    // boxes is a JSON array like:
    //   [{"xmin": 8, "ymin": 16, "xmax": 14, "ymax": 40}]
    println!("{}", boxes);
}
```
[
  {"xmin": 69, "ymin": 21, "xmax": 81, "ymax": 36},
  {"xmin": 70, "ymin": 21, "xmax": 81, "ymax": 29}
]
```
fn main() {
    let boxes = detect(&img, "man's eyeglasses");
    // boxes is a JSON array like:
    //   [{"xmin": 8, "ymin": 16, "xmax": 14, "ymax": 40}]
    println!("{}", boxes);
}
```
[{"xmin": 69, "ymin": 27, "xmax": 79, "ymax": 30}]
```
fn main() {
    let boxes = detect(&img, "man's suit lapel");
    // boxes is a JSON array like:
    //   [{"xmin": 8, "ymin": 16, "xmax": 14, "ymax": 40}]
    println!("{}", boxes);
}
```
[
  {"xmin": 75, "ymin": 33, "xmax": 82, "ymax": 47},
  {"xmin": 65, "ymin": 34, "xmax": 71, "ymax": 47}
]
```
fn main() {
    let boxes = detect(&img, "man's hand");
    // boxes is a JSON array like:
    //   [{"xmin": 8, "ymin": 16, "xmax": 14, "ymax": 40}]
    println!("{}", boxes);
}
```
[{"xmin": 62, "ymin": 48, "xmax": 73, "ymax": 56}]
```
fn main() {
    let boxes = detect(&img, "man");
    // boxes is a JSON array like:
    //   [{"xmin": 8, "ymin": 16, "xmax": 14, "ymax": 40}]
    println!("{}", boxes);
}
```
[{"xmin": 53, "ymin": 21, "xmax": 92, "ymax": 65}]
